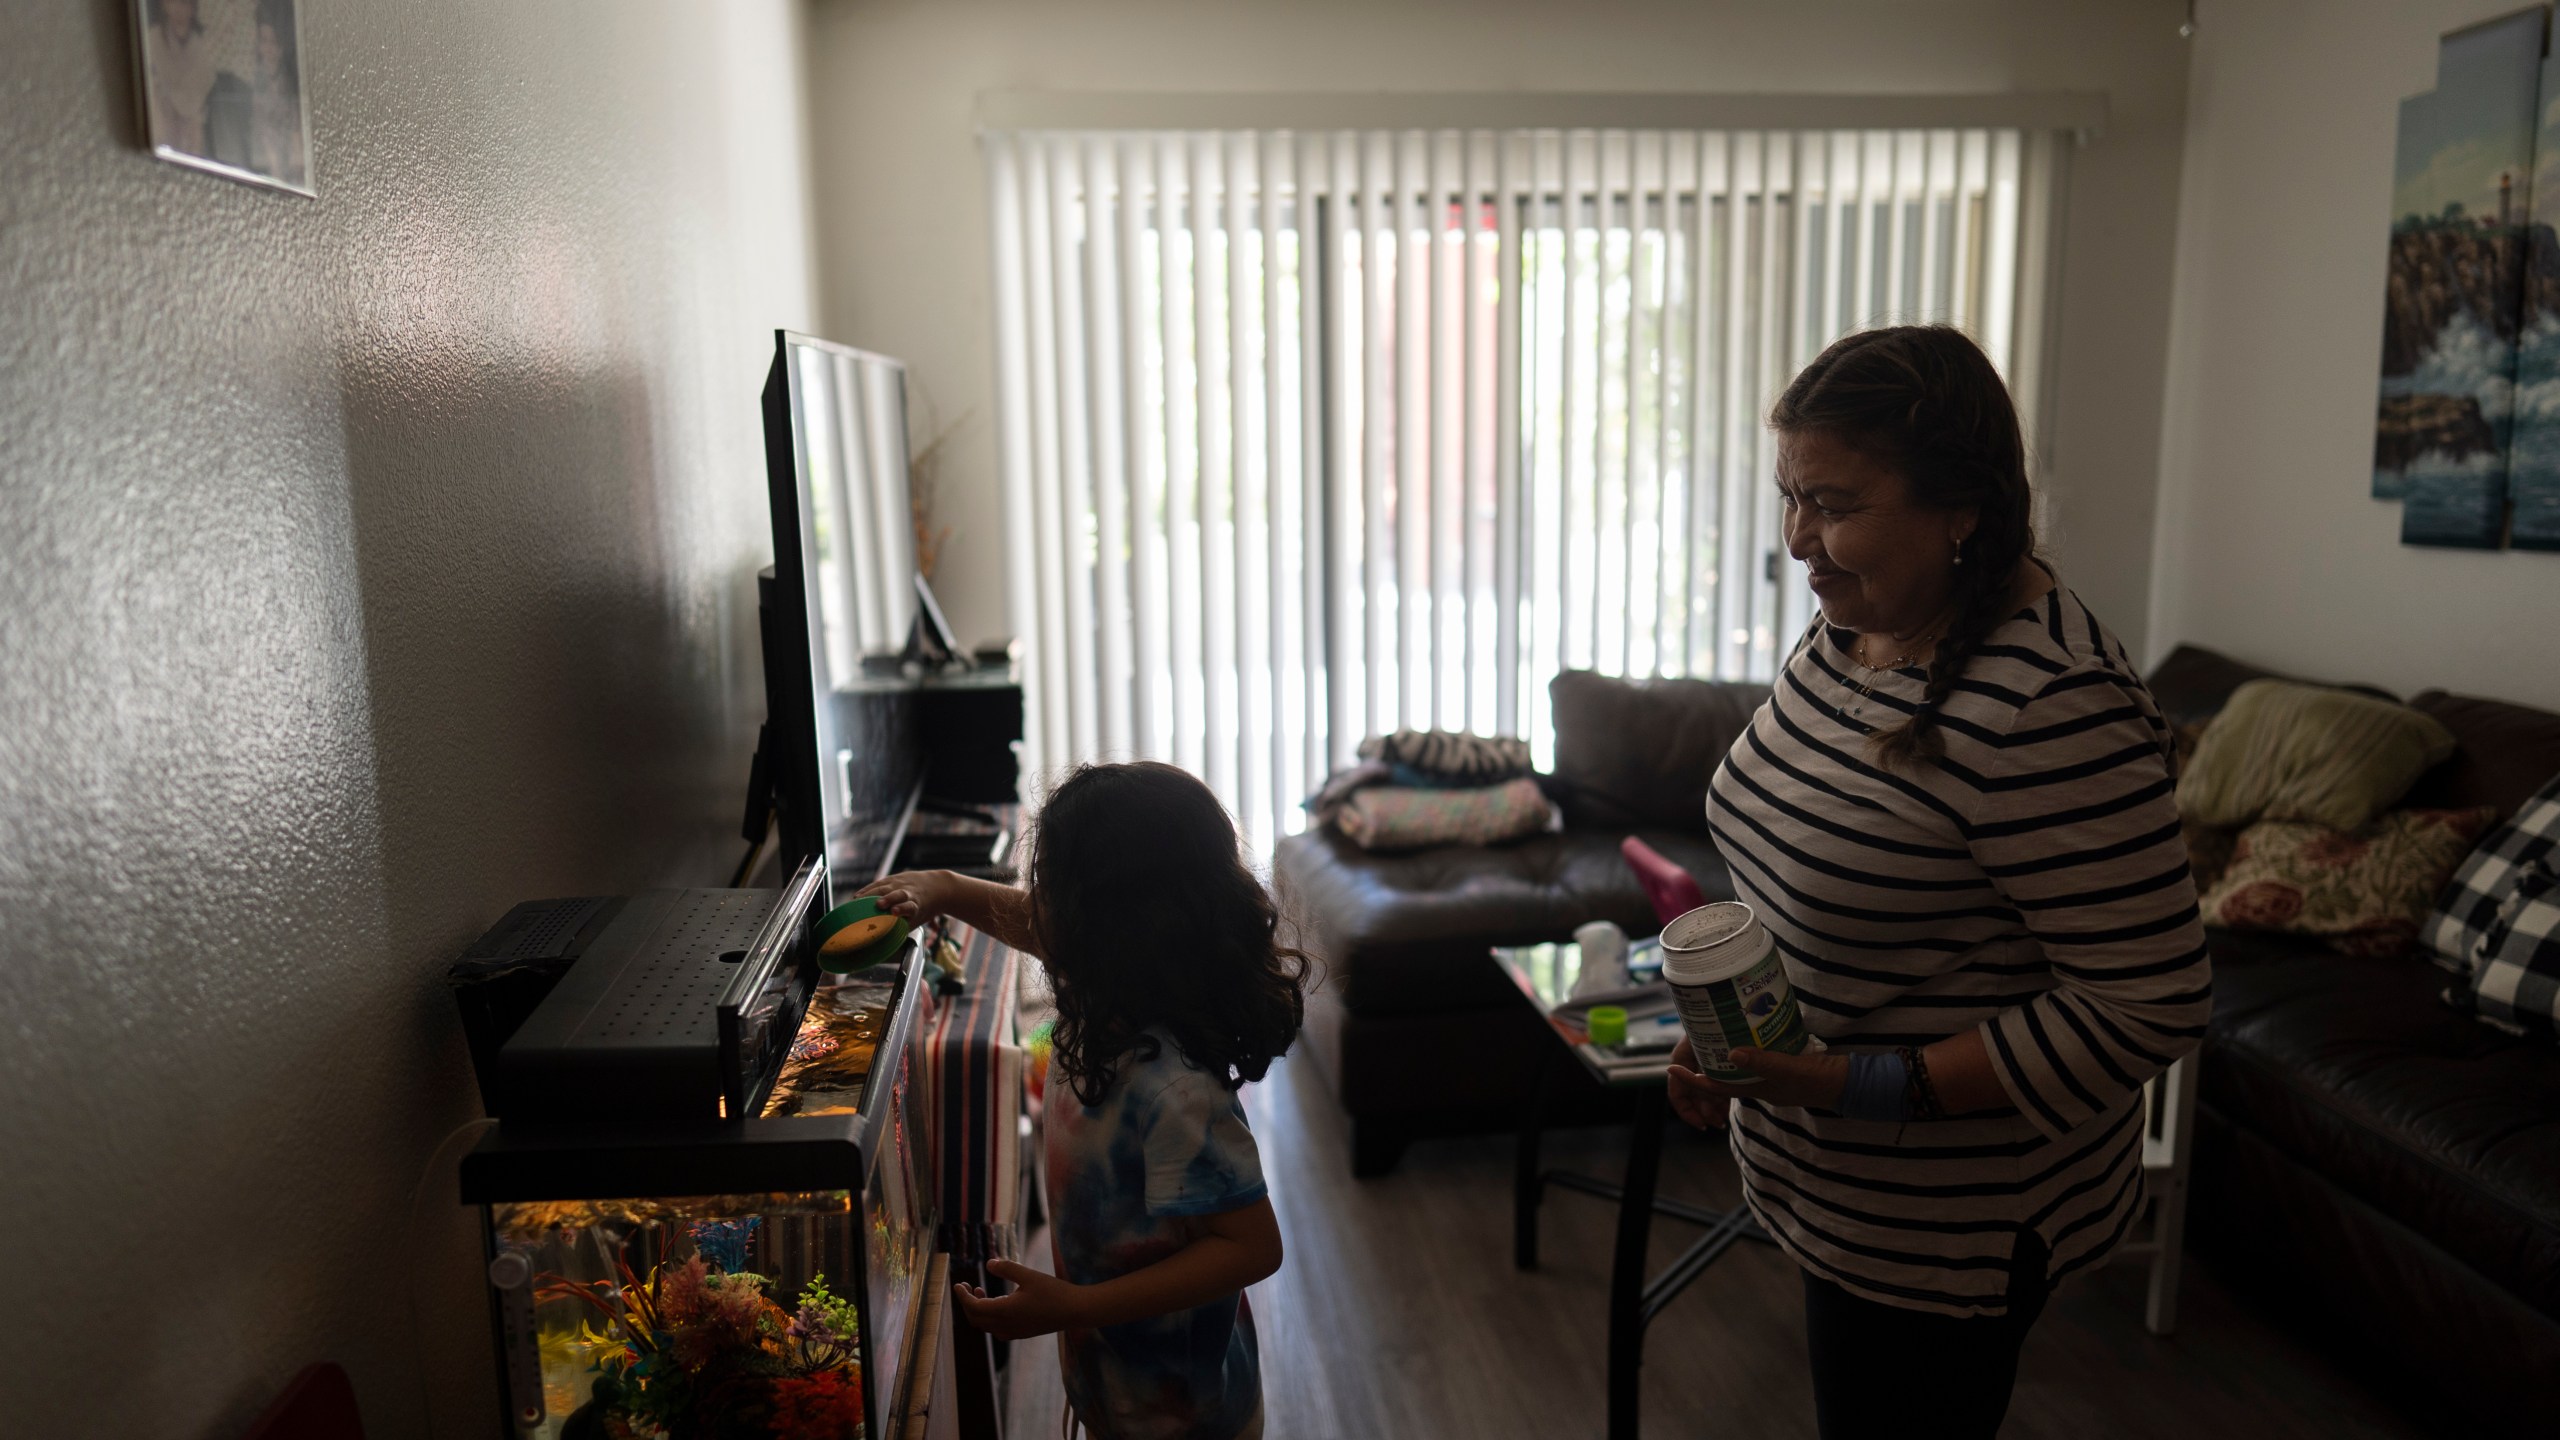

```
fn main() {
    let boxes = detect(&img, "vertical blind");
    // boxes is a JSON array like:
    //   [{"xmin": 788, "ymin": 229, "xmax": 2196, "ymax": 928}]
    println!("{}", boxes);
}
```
[{"xmin": 985, "ymin": 126, "xmax": 2065, "ymax": 851}]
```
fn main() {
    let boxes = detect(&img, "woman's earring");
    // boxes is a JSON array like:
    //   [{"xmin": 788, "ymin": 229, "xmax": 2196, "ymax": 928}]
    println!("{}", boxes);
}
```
[{"xmin": 1952, "ymin": 542, "xmax": 1965, "ymax": 568}]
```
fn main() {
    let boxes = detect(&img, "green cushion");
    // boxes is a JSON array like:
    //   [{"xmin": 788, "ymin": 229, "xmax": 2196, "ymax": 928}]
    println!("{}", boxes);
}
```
[{"xmin": 2178, "ymin": 680, "xmax": 2456, "ymax": 831}]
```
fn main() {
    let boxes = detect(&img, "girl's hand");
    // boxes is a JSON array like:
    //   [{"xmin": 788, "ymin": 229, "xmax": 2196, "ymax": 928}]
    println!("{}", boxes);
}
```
[
  {"xmin": 1666, "ymin": 1041, "xmax": 1848, "ymax": 1124},
  {"xmin": 954, "ymin": 1258, "xmax": 1088, "ymax": 1340},
  {"xmin": 857, "ymin": 870, "xmax": 1043, "ymax": 956},
  {"xmin": 859, "ymin": 870, "xmax": 958, "ymax": 924}
]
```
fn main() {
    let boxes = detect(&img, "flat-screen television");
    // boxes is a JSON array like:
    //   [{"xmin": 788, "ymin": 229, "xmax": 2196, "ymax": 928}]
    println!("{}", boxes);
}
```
[{"xmin": 760, "ymin": 331, "xmax": 926, "ymax": 903}]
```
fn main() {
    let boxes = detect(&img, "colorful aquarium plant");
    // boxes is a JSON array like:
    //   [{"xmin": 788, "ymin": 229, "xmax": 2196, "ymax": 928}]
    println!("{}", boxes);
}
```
[
  {"xmin": 688, "ymin": 1218, "xmax": 761, "ymax": 1276},
  {"xmin": 1025, "ymin": 1017, "xmax": 1054, "ymax": 1105},
  {"xmin": 534, "ymin": 1251, "xmax": 865, "ymax": 1440}
]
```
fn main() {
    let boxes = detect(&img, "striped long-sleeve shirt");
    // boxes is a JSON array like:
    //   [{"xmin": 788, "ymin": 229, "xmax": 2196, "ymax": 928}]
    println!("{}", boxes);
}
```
[{"xmin": 1705, "ymin": 581, "xmax": 2211, "ymax": 1317}]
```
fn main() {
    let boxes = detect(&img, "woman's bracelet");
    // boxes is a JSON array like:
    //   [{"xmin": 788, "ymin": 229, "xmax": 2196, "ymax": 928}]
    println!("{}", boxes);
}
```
[
  {"xmin": 1837, "ymin": 1050, "xmax": 1910, "ymax": 1122},
  {"xmin": 1900, "ymin": 1045, "xmax": 1947, "ymax": 1121}
]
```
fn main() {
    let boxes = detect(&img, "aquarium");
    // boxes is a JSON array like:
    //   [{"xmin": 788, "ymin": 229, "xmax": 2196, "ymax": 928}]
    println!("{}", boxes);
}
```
[{"xmin": 463, "ymin": 957, "xmax": 934, "ymax": 1440}]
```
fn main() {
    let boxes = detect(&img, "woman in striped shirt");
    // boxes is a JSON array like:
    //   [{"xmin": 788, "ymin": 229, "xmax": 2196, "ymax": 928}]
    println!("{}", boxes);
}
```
[{"xmin": 1666, "ymin": 326, "xmax": 2210, "ymax": 1438}]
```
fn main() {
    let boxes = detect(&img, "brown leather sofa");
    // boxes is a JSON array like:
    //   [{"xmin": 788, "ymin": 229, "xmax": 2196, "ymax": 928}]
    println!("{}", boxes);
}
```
[
  {"xmin": 2144, "ymin": 645, "xmax": 2560, "ymax": 1431},
  {"xmin": 1274, "ymin": 671, "xmax": 1768, "ymax": 1175}
]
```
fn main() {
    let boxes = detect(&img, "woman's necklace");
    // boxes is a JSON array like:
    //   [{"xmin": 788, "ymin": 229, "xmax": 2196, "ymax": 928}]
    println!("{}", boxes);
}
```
[{"xmin": 1838, "ymin": 628, "xmax": 1935, "ymax": 723}]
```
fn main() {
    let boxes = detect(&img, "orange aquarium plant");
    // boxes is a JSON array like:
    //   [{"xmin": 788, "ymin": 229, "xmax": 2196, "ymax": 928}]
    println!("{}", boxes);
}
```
[{"xmin": 534, "ymin": 1249, "xmax": 866, "ymax": 1440}]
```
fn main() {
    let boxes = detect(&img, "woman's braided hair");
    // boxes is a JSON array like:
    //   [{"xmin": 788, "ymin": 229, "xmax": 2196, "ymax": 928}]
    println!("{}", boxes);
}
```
[{"xmin": 1768, "ymin": 325, "xmax": 2039, "ymax": 771}]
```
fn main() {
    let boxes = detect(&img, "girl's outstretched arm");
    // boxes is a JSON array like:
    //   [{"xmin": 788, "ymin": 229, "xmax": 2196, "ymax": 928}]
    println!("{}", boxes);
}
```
[
  {"xmin": 858, "ymin": 869, "xmax": 1041, "ymax": 957},
  {"xmin": 953, "ymin": 1198, "xmax": 1283, "ymax": 1341}
]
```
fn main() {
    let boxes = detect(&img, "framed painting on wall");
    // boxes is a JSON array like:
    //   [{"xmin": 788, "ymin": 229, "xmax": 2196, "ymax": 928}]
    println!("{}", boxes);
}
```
[
  {"xmin": 2372, "ymin": 6, "xmax": 2543, "ymax": 548},
  {"xmin": 133, "ymin": 0, "xmax": 313, "ymax": 196},
  {"xmin": 2514, "ymin": 39, "xmax": 2560, "ymax": 550}
]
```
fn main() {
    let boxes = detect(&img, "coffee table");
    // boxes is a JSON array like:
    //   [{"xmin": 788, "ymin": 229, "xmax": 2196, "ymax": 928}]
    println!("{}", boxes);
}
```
[{"xmin": 1496, "ymin": 939, "xmax": 1773, "ymax": 1440}]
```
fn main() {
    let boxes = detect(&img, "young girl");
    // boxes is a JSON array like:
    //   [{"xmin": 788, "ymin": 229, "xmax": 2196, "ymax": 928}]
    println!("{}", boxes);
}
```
[{"xmin": 863, "ymin": 761, "xmax": 1305, "ymax": 1440}]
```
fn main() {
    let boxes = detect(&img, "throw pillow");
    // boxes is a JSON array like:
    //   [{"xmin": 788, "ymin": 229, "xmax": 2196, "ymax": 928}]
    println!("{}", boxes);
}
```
[
  {"xmin": 2178, "ymin": 680, "xmax": 2457, "ymax": 831},
  {"xmin": 2198, "ymin": 807, "xmax": 2498, "ymax": 958},
  {"xmin": 1335, "ymin": 776, "xmax": 1554, "ymax": 852},
  {"xmin": 2422, "ymin": 771, "xmax": 2560, "ymax": 974},
  {"xmin": 2468, "ymin": 861, "xmax": 2560, "ymax": 1039}
]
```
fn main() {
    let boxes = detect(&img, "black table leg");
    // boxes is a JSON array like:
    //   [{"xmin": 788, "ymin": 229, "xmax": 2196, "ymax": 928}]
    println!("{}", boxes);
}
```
[
  {"xmin": 1608, "ymin": 1086, "xmax": 1667, "ymax": 1440},
  {"xmin": 1515, "ymin": 1057, "xmax": 1554, "ymax": 1271}
]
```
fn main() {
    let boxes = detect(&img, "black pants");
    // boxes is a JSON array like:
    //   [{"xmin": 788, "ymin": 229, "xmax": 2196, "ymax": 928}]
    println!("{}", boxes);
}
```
[{"xmin": 1801, "ymin": 1234, "xmax": 2051, "ymax": 1440}]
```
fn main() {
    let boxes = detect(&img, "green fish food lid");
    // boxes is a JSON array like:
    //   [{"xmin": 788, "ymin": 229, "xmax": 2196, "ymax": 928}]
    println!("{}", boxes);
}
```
[{"xmin": 814, "ymin": 897, "xmax": 911, "ymax": 973}]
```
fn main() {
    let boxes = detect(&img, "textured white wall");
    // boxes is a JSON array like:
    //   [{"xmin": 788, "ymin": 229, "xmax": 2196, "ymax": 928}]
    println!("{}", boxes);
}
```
[
  {"xmin": 2150, "ymin": 0, "xmax": 2560, "ymax": 704},
  {"xmin": 0, "ymin": 3, "xmax": 815, "ymax": 1436},
  {"xmin": 806, "ymin": 0, "xmax": 2192, "ymax": 663}
]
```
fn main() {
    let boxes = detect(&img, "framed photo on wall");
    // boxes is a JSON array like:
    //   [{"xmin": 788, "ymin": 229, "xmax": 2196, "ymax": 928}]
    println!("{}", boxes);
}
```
[{"xmin": 133, "ymin": 0, "xmax": 313, "ymax": 196}]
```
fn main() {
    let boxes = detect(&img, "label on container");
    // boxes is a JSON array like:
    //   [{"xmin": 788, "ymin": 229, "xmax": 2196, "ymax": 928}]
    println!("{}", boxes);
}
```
[{"xmin": 1667, "ymin": 940, "xmax": 1806, "ymax": 1083}]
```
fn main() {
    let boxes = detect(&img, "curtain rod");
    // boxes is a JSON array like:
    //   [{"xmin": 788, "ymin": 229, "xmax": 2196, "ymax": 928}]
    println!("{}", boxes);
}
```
[{"xmin": 975, "ymin": 90, "xmax": 2109, "ymax": 138}]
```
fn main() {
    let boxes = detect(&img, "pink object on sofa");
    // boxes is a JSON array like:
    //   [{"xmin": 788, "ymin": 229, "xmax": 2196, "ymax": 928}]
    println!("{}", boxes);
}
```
[{"xmin": 1621, "ymin": 836, "xmax": 1709, "ymax": 924}]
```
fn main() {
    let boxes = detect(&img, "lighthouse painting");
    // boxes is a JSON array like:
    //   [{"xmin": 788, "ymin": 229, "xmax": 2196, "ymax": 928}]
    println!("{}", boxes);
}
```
[
  {"xmin": 2511, "ymin": 34, "xmax": 2560, "ymax": 549},
  {"xmin": 2373, "ymin": 6, "xmax": 2543, "ymax": 548}
]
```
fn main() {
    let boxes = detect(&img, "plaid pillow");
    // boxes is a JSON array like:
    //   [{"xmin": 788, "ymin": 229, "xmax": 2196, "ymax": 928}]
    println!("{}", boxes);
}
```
[
  {"xmin": 2422, "ymin": 773, "xmax": 2560, "ymax": 974},
  {"xmin": 2468, "ymin": 861, "xmax": 2560, "ymax": 1038}
]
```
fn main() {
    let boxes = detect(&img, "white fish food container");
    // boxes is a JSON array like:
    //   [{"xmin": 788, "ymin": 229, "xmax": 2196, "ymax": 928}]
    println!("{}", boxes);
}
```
[{"xmin": 1658, "ymin": 902, "xmax": 1807, "ymax": 1083}]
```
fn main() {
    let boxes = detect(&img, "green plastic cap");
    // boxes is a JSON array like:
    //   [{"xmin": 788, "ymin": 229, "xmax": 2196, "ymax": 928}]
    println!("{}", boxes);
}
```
[
  {"xmin": 815, "ymin": 896, "xmax": 885, "ymax": 944},
  {"xmin": 1587, "ymin": 1005, "xmax": 1629, "ymax": 1049},
  {"xmin": 819, "ymin": 916, "xmax": 911, "ymax": 974}
]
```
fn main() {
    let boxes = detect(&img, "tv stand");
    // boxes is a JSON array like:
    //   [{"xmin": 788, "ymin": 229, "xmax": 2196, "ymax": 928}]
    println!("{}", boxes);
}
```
[
  {"xmin": 916, "ymin": 661, "xmax": 1024, "ymax": 805},
  {"xmin": 748, "ymin": 574, "xmax": 1024, "ymax": 890}
]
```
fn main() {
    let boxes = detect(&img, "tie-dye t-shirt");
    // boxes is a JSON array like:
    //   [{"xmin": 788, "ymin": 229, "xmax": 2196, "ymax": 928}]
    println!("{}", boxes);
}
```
[{"xmin": 1044, "ymin": 1027, "xmax": 1268, "ymax": 1440}]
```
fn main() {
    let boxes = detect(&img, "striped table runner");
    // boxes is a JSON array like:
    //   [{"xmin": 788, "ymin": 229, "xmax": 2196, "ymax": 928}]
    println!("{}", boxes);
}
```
[{"xmin": 925, "ymin": 917, "xmax": 1027, "ymax": 1267}]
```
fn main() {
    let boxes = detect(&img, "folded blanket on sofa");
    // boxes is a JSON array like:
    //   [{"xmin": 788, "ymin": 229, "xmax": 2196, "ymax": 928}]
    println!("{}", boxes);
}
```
[
  {"xmin": 1334, "ymin": 776, "xmax": 1554, "ymax": 851},
  {"xmin": 1355, "ymin": 730, "xmax": 1533, "ymax": 785},
  {"xmin": 1306, "ymin": 759, "xmax": 1395, "ymax": 824}
]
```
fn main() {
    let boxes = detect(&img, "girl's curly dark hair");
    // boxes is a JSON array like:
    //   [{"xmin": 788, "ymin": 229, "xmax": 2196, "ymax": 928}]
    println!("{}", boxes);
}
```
[
  {"xmin": 1768, "ymin": 324, "xmax": 2040, "ymax": 770},
  {"xmin": 1028, "ymin": 761, "xmax": 1308, "ymax": 1107}
]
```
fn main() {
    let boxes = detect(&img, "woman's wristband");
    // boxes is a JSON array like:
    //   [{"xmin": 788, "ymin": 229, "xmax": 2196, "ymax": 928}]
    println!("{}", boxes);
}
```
[{"xmin": 1837, "ymin": 1050, "xmax": 1909, "ymax": 1122}]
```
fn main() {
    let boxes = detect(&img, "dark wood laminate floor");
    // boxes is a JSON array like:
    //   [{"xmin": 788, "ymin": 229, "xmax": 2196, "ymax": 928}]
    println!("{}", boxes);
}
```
[{"xmin": 1006, "ymin": 1050, "xmax": 2427, "ymax": 1439}]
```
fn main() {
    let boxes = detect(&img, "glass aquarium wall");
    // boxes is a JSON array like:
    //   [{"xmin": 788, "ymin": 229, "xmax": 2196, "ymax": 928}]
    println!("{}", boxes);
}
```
[
  {"xmin": 759, "ymin": 965, "xmax": 931, "ymax": 1401},
  {"xmin": 495, "ymin": 1191, "xmax": 867, "ymax": 1440}
]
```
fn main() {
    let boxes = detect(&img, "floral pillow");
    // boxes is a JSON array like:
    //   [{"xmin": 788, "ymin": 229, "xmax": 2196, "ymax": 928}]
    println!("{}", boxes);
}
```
[{"xmin": 2200, "ymin": 807, "xmax": 2498, "ymax": 958}]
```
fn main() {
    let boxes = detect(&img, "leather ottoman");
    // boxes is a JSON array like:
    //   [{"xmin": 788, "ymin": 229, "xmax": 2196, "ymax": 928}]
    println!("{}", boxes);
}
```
[{"xmin": 1275, "ymin": 672, "xmax": 1765, "ymax": 1174}]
